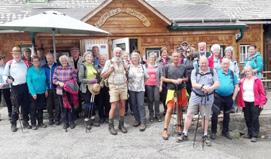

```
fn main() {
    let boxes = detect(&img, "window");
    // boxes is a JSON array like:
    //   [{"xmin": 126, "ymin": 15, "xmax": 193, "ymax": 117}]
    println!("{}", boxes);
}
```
[
  {"xmin": 239, "ymin": 45, "xmax": 250, "ymax": 63},
  {"xmin": 26, "ymin": 0, "xmax": 48, "ymax": 3}
]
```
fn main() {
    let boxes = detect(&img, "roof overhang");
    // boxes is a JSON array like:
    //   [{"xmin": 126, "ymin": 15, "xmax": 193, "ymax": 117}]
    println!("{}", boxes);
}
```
[{"xmin": 170, "ymin": 19, "xmax": 247, "ymax": 31}]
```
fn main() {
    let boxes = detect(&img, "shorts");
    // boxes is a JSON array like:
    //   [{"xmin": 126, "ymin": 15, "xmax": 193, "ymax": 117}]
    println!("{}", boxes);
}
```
[
  {"xmin": 109, "ymin": 84, "xmax": 128, "ymax": 103},
  {"xmin": 166, "ymin": 88, "xmax": 188, "ymax": 109},
  {"xmin": 187, "ymin": 103, "xmax": 212, "ymax": 118}
]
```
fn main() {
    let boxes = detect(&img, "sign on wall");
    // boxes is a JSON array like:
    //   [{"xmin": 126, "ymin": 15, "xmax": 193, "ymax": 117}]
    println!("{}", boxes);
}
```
[{"xmin": 82, "ymin": 39, "xmax": 109, "ymax": 58}]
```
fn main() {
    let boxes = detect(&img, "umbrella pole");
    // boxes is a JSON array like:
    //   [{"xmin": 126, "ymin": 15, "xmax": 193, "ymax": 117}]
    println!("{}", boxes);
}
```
[
  {"xmin": 30, "ymin": 32, "xmax": 36, "ymax": 56},
  {"xmin": 52, "ymin": 29, "xmax": 57, "ymax": 62}
]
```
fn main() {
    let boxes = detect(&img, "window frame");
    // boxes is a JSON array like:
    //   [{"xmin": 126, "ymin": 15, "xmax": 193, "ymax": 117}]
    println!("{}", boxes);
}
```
[{"xmin": 239, "ymin": 44, "xmax": 250, "ymax": 63}]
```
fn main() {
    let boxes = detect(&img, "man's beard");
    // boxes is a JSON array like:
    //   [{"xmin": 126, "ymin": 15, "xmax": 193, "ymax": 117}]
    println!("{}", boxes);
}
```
[{"xmin": 114, "ymin": 56, "xmax": 122, "ymax": 64}]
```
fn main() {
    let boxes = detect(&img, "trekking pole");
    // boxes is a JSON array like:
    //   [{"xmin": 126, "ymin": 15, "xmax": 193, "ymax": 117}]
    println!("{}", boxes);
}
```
[
  {"xmin": 18, "ymin": 110, "xmax": 24, "ymax": 133},
  {"xmin": 193, "ymin": 106, "xmax": 200, "ymax": 148},
  {"xmin": 202, "ymin": 115, "xmax": 206, "ymax": 150}
]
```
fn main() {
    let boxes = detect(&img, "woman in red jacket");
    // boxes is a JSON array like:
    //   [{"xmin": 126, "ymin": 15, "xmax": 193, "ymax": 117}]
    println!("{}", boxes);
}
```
[{"xmin": 236, "ymin": 66, "xmax": 267, "ymax": 142}]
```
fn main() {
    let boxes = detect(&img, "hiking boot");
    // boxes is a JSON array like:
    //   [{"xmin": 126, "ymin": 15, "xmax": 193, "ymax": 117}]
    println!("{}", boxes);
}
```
[
  {"xmin": 251, "ymin": 137, "xmax": 257, "ymax": 142},
  {"xmin": 11, "ymin": 124, "xmax": 17, "ymax": 132},
  {"xmin": 55, "ymin": 120, "xmax": 61, "ymax": 125},
  {"xmin": 118, "ymin": 117, "xmax": 127, "ymax": 133},
  {"xmin": 162, "ymin": 128, "xmax": 169, "ymax": 140},
  {"xmin": 177, "ymin": 133, "xmax": 188, "ymax": 142},
  {"xmin": 91, "ymin": 119, "xmax": 100, "ymax": 127},
  {"xmin": 70, "ymin": 122, "xmax": 76, "ymax": 129},
  {"xmin": 63, "ymin": 123, "xmax": 69, "ymax": 129},
  {"xmin": 149, "ymin": 116, "xmax": 154, "ymax": 122},
  {"xmin": 202, "ymin": 135, "xmax": 212, "ymax": 146},
  {"xmin": 133, "ymin": 121, "xmax": 140, "ymax": 127},
  {"xmin": 222, "ymin": 132, "xmax": 232, "ymax": 140},
  {"xmin": 23, "ymin": 121, "xmax": 32, "ymax": 129},
  {"xmin": 109, "ymin": 119, "xmax": 117, "ymax": 135},
  {"xmin": 139, "ymin": 123, "xmax": 146, "ymax": 132},
  {"xmin": 48, "ymin": 120, "xmax": 54, "ymax": 125},
  {"xmin": 175, "ymin": 125, "xmax": 182, "ymax": 135},
  {"xmin": 156, "ymin": 116, "xmax": 162, "ymax": 122},
  {"xmin": 210, "ymin": 133, "xmax": 216, "ymax": 140},
  {"xmin": 243, "ymin": 133, "xmax": 252, "ymax": 139},
  {"xmin": 38, "ymin": 123, "xmax": 47, "ymax": 128},
  {"xmin": 32, "ymin": 125, "xmax": 38, "ymax": 130}
]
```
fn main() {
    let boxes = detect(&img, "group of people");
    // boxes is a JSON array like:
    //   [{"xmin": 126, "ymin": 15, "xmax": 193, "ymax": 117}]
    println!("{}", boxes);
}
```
[{"xmin": 0, "ymin": 42, "xmax": 267, "ymax": 144}]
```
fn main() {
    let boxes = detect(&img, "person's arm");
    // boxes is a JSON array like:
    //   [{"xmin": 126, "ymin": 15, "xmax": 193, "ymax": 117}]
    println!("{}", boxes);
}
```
[
  {"xmin": 191, "ymin": 69, "xmax": 204, "ymax": 89},
  {"xmin": 26, "ymin": 68, "xmax": 36, "ymax": 98},
  {"xmin": 255, "ymin": 54, "xmax": 263, "ymax": 73},
  {"xmin": 101, "ymin": 60, "xmax": 114, "ymax": 79},
  {"xmin": 232, "ymin": 73, "xmax": 239, "ymax": 100},
  {"xmin": 257, "ymin": 79, "xmax": 266, "ymax": 108},
  {"xmin": 52, "ymin": 67, "xmax": 62, "ymax": 86}
]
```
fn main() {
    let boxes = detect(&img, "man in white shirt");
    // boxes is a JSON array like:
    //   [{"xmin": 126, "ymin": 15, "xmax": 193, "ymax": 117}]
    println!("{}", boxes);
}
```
[{"xmin": 3, "ymin": 46, "xmax": 31, "ymax": 132}]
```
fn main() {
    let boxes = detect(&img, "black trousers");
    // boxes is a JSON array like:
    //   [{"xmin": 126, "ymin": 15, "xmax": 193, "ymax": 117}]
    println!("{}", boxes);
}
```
[
  {"xmin": 243, "ymin": 102, "xmax": 261, "ymax": 138},
  {"xmin": 0, "ymin": 88, "xmax": 12, "ymax": 117},
  {"xmin": 10, "ymin": 84, "xmax": 30, "ymax": 125},
  {"xmin": 211, "ymin": 93, "xmax": 233, "ymax": 134},
  {"xmin": 30, "ymin": 94, "xmax": 46, "ymax": 126},
  {"xmin": 95, "ymin": 86, "xmax": 110, "ymax": 120},
  {"xmin": 46, "ymin": 89, "xmax": 61, "ymax": 122}
]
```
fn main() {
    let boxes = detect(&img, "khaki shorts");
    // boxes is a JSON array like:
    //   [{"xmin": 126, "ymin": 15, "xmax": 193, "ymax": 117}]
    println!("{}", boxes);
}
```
[
  {"xmin": 187, "ymin": 103, "xmax": 212, "ymax": 118},
  {"xmin": 109, "ymin": 84, "xmax": 128, "ymax": 103}
]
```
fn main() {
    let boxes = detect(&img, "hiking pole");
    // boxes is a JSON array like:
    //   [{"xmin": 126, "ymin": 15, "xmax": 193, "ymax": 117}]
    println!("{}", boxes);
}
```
[
  {"xmin": 202, "ymin": 115, "xmax": 206, "ymax": 150},
  {"xmin": 193, "ymin": 106, "xmax": 200, "ymax": 148}
]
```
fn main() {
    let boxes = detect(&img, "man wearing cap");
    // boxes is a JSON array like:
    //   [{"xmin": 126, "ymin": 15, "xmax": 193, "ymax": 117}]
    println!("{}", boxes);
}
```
[
  {"xmin": 37, "ymin": 48, "xmax": 47, "ymax": 66},
  {"xmin": 92, "ymin": 46, "xmax": 100, "ymax": 67},
  {"xmin": 69, "ymin": 47, "xmax": 84, "ymax": 72},
  {"xmin": 22, "ymin": 48, "xmax": 32, "ymax": 67},
  {"xmin": 3, "ymin": 46, "xmax": 32, "ymax": 132}
]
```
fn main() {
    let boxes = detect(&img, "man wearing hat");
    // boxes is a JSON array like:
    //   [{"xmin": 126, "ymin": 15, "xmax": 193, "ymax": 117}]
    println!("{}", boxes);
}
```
[
  {"xmin": 69, "ymin": 47, "xmax": 84, "ymax": 71},
  {"xmin": 3, "ymin": 46, "xmax": 32, "ymax": 132},
  {"xmin": 22, "ymin": 48, "xmax": 32, "ymax": 67}
]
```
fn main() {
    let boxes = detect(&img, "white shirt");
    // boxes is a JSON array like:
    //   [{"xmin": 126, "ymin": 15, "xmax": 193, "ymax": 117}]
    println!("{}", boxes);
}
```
[
  {"xmin": 3, "ymin": 59, "xmax": 28, "ymax": 86},
  {"xmin": 243, "ymin": 79, "xmax": 255, "ymax": 102}
]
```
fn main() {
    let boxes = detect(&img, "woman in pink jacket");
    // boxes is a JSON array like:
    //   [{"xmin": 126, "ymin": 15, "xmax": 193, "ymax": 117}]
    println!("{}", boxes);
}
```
[{"xmin": 236, "ymin": 66, "xmax": 267, "ymax": 142}]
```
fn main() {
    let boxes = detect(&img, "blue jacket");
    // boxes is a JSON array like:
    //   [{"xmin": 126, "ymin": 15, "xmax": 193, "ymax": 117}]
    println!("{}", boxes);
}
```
[
  {"xmin": 245, "ymin": 52, "xmax": 263, "ymax": 78},
  {"xmin": 26, "ymin": 66, "xmax": 47, "ymax": 96},
  {"xmin": 43, "ymin": 63, "xmax": 58, "ymax": 90}
]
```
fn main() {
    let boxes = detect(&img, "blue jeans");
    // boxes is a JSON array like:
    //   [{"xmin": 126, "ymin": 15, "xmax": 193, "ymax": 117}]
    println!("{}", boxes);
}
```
[{"xmin": 129, "ymin": 91, "xmax": 146, "ymax": 123}]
